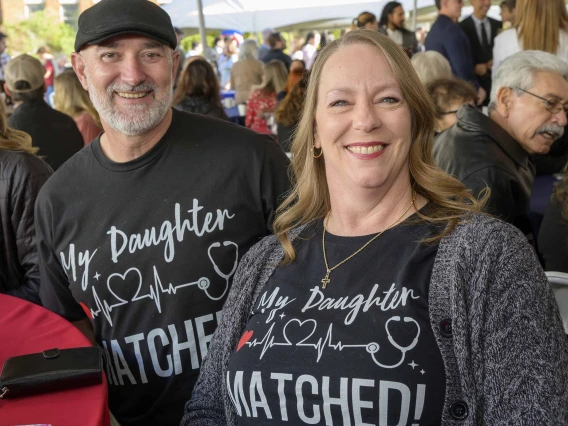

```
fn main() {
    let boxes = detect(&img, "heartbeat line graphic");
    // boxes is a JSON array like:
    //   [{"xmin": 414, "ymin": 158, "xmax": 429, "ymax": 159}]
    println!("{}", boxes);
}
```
[
  {"xmin": 245, "ymin": 317, "xmax": 420, "ymax": 369},
  {"xmin": 87, "ymin": 241, "xmax": 238, "ymax": 327},
  {"xmin": 247, "ymin": 320, "xmax": 369, "ymax": 360},
  {"xmin": 90, "ymin": 266, "xmax": 210, "ymax": 326}
]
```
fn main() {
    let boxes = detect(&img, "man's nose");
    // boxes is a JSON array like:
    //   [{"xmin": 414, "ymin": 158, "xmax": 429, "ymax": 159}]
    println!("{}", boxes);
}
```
[
  {"xmin": 120, "ymin": 56, "xmax": 146, "ymax": 87},
  {"xmin": 552, "ymin": 109, "xmax": 568, "ymax": 127}
]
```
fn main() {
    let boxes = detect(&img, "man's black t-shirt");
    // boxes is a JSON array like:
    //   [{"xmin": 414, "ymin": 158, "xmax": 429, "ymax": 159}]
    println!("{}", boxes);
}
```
[
  {"xmin": 35, "ymin": 109, "xmax": 290, "ymax": 426},
  {"xmin": 227, "ymin": 212, "xmax": 446, "ymax": 425}
]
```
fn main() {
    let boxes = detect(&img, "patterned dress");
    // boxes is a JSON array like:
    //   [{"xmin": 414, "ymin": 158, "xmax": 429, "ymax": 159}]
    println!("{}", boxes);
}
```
[{"xmin": 245, "ymin": 89, "xmax": 276, "ymax": 135}]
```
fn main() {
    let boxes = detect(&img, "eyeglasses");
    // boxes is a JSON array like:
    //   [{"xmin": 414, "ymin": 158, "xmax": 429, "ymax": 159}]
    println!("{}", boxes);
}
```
[{"xmin": 514, "ymin": 87, "xmax": 568, "ymax": 115}]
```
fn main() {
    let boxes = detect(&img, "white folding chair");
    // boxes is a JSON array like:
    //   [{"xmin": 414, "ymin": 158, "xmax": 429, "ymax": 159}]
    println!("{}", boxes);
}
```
[{"xmin": 546, "ymin": 271, "xmax": 568, "ymax": 334}]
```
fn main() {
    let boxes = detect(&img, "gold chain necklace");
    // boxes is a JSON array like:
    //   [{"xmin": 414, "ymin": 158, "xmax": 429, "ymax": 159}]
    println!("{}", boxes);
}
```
[{"xmin": 321, "ymin": 192, "xmax": 417, "ymax": 289}]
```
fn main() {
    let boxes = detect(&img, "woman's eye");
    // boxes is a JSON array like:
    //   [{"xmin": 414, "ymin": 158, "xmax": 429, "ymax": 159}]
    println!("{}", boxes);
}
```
[
  {"xmin": 329, "ymin": 100, "xmax": 348, "ymax": 107},
  {"xmin": 380, "ymin": 96, "xmax": 400, "ymax": 104}
]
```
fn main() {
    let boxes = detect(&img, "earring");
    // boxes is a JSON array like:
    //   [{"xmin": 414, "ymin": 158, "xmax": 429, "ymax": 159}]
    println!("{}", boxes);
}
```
[{"xmin": 312, "ymin": 145, "xmax": 323, "ymax": 158}]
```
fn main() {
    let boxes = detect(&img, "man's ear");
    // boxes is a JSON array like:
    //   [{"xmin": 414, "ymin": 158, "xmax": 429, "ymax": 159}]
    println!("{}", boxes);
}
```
[
  {"xmin": 496, "ymin": 86, "xmax": 513, "ymax": 117},
  {"xmin": 71, "ymin": 52, "xmax": 89, "ymax": 91},
  {"xmin": 171, "ymin": 49, "xmax": 180, "ymax": 81},
  {"xmin": 3, "ymin": 83, "xmax": 11, "ymax": 97}
]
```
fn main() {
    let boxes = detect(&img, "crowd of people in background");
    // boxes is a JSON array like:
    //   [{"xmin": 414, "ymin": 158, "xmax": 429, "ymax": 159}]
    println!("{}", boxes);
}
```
[{"xmin": 1, "ymin": 0, "xmax": 568, "ymax": 424}]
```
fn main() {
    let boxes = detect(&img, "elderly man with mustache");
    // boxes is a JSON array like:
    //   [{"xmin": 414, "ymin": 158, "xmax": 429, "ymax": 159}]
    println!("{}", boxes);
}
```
[{"xmin": 434, "ymin": 50, "xmax": 568, "ymax": 243}]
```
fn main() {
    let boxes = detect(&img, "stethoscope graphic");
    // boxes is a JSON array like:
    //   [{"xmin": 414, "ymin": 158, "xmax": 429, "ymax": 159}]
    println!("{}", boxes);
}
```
[
  {"xmin": 202, "ymin": 241, "xmax": 239, "ymax": 301},
  {"xmin": 366, "ymin": 316, "xmax": 420, "ymax": 369}
]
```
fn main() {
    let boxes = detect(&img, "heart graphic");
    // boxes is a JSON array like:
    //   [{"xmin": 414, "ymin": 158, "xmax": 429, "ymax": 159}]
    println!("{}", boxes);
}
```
[
  {"xmin": 237, "ymin": 330, "xmax": 254, "ymax": 351},
  {"xmin": 282, "ymin": 319, "xmax": 317, "ymax": 345}
]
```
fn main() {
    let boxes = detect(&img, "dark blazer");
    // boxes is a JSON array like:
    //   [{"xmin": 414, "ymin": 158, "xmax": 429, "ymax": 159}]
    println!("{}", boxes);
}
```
[
  {"xmin": 425, "ymin": 14, "xmax": 479, "ymax": 88},
  {"xmin": 459, "ymin": 16, "xmax": 502, "ymax": 100}
]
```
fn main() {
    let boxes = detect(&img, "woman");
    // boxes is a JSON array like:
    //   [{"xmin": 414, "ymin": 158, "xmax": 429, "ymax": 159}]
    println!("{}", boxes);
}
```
[
  {"xmin": 276, "ymin": 59, "xmax": 306, "ymax": 102},
  {"xmin": 301, "ymin": 32, "xmax": 320, "ymax": 70},
  {"xmin": 182, "ymin": 30, "xmax": 568, "ymax": 425},
  {"xmin": 539, "ymin": 164, "xmax": 568, "ymax": 272},
  {"xmin": 493, "ymin": 0, "xmax": 568, "ymax": 70},
  {"xmin": 230, "ymin": 40, "xmax": 263, "ymax": 105},
  {"xmin": 351, "ymin": 11, "xmax": 379, "ymax": 31},
  {"xmin": 245, "ymin": 60, "xmax": 287, "ymax": 135},
  {"xmin": 275, "ymin": 75, "xmax": 308, "ymax": 152},
  {"xmin": 0, "ymin": 100, "xmax": 52, "ymax": 304},
  {"xmin": 218, "ymin": 36, "xmax": 238, "ymax": 90},
  {"xmin": 411, "ymin": 50, "xmax": 452, "ymax": 85},
  {"xmin": 428, "ymin": 78, "xmax": 477, "ymax": 133},
  {"xmin": 54, "ymin": 70, "xmax": 102, "ymax": 146},
  {"xmin": 173, "ymin": 57, "xmax": 227, "ymax": 120}
]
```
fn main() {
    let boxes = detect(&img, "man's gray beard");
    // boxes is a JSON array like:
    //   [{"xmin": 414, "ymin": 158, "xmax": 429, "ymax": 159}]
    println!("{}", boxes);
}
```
[{"xmin": 86, "ymin": 75, "xmax": 172, "ymax": 137}]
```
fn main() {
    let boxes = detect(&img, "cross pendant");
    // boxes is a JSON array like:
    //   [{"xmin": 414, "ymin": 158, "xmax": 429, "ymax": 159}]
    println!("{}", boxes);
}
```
[{"xmin": 321, "ymin": 270, "xmax": 331, "ymax": 289}]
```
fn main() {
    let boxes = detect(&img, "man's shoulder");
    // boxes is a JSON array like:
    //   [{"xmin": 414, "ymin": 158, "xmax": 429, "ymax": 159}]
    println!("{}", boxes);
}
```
[
  {"xmin": 488, "ymin": 16, "xmax": 503, "ymax": 28},
  {"xmin": 459, "ymin": 15, "xmax": 474, "ymax": 29}
]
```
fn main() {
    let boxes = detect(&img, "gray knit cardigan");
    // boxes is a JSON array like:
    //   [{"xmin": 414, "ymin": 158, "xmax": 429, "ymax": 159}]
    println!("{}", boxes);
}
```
[{"xmin": 181, "ymin": 214, "xmax": 568, "ymax": 425}]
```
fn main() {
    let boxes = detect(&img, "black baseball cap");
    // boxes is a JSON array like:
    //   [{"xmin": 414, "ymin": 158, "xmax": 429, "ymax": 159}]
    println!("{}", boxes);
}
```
[{"xmin": 74, "ymin": 0, "xmax": 177, "ymax": 52}]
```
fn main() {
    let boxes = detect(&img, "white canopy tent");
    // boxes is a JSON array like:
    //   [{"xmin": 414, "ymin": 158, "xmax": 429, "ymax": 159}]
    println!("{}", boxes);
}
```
[{"xmin": 162, "ymin": 0, "xmax": 438, "ymax": 33}]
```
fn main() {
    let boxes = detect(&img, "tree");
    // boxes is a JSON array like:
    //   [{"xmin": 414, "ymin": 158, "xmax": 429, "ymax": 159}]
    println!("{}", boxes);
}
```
[{"xmin": 5, "ymin": 9, "xmax": 75, "ymax": 56}]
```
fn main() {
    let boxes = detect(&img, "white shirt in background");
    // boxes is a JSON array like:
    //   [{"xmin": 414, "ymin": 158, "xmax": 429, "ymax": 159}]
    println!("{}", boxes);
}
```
[
  {"xmin": 386, "ymin": 28, "xmax": 404, "ymax": 46},
  {"xmin": 493, "ymin": 28, "xmax": 568, "ymax": 71}
]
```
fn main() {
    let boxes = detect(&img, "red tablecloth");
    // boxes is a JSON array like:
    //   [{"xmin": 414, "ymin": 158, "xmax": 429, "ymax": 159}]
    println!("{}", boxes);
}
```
[{"xmin": 0, "ymin": 294, "xmax": 110, "ymax": 426}]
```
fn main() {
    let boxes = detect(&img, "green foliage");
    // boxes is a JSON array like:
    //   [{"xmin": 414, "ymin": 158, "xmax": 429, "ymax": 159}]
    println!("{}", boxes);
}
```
[
  {"xmin": 181, "ymin": 31, "xmax": 220, "ymax": 51},
  {"xmin": 5, "ymin": 10, "xmax": 75, "ymax": 56}
]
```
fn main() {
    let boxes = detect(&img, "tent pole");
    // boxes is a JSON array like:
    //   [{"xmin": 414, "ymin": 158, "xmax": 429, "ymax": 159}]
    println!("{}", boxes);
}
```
[
  {"xmin": 196, "ymin": 0, "xmax": 208, "ymax": 52},
  {"xmin": 412, "ymin": 0, "xmax": 418, "ymax": 30}
]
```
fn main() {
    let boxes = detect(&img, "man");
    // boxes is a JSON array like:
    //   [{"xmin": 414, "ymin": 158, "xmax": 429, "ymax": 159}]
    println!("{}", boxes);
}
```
[
  {"xmin": 5, "ymin": 54, "xmax": 83, "ymax": 170},
  {"xmin": 34, "ymin": 0, "xmax": 290, "ymax": 425},
  {"xmin": 258, "ymin": 28, "xmax": 273, "ymax": 61},
  {"xmin": 261, "ymin": 32, "xmax": 292, "ymax": 70},
  {"xmin": 426, "ymin": 0, "xmax": 484, "ymax": 101},
  {"xmin": 379, "ymin": 1, "xmax": 418, "ymax": 56},
  {"xmin": 459, "ymin": 0, "xmax": 502, "ymax": 106},
  {"xmin": 434, "ymin": 51, "xmax": 568, "ymax": 242},
  {"xmin": 0, "ymin": 32, "xmax": 10, "ymax": 81}
]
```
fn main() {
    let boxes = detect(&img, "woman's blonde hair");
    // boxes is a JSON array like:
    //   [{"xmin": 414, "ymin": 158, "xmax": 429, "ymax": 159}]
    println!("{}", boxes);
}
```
[
  {"xmin": 0, "ymin": 101, "xmax": 37, "ymax": 154},
  {"xmin": 515, "ymin": 0, "xmax": 568, "ymax": 54},
  {"xmin": 255, "ymin": 60, "xmax": 288, "ymax": 96},
  {"xmin": 274, "ymin": 30, "xmax": 486, "ymax": 264},
  {"xmin": 54, "ymin": 70, "xmax": 101, "ymax": 127}
]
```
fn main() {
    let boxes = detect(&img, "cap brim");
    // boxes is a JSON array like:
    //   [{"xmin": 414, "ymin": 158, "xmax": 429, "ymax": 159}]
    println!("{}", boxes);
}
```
[{"xmin": 80, "ymin": 30, "xmax": 174, "ymax": 51}]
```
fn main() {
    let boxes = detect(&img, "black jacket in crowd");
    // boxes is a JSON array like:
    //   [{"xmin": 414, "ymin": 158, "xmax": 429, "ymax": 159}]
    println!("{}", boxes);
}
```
[
  {"xmin": 0, "ymin": 149, "xmax": 52, "ymax": 304},
  {"xmin": 9, "ymin": 100, "xmax": 83, "ymax": 171},
  {"xmin": 539, "ymin": 193, "xmax": 568, "ymax": 272},
  {"xmin": 261, "ymin": 49, "xmax": 292, "ymax": 70},
  {"xmin": 379, "ymin": 25, "xmax": 419, "ymax": 55},
  {"xmin": 433, "ymin": 104, "xmax": 535, "ymax": 238}
]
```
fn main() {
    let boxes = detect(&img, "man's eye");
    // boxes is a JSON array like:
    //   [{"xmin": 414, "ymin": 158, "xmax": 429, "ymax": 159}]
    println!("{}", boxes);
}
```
[{"xmin": 101, "ymin": 53, "xmax": 117, "ymax": 59}]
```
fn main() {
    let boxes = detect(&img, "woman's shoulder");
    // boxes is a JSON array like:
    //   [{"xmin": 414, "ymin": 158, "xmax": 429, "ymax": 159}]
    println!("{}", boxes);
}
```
[
  {"xmin": 0, "ymin": 149, "xmax": 52, "ymax": 180},
  {"xmin": 442, "ymin": 212, "xmax": 531, "ymax": 260}
]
